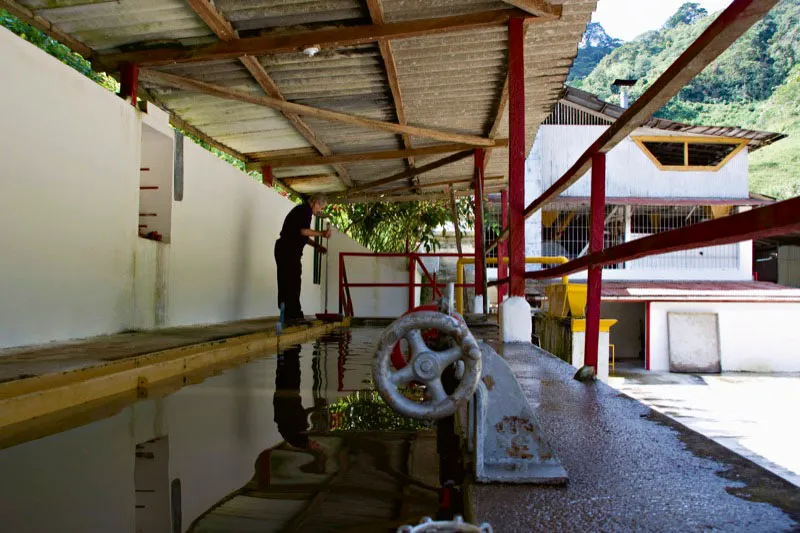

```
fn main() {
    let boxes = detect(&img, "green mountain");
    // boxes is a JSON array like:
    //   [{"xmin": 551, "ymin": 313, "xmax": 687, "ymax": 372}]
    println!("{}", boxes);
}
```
[
  {"xmin": 567, "ymin": 23, "xmax": 622, "ymax": 82},
  {"xmin": 569, "ymin": 0, "xmax": 800, "ymax": 199}
]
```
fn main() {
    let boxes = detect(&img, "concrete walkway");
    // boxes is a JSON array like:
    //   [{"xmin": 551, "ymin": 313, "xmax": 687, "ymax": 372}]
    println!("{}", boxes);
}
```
[
  {"xmin": 610, "ymin": 367, "xmax": 800, "ymax": 488},
  {"xmin": 468, "ymin": 342, "xmax": 800, "ymax": 532}
]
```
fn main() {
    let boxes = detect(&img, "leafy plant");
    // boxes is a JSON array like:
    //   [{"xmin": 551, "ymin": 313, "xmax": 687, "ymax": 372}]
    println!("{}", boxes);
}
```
[{"xmin": 326, "ymin": 198, "xmax": 475, "ymax": 253}]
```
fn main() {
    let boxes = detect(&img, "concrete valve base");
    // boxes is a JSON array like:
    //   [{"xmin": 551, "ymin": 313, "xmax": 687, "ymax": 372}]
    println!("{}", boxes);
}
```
[{"xmin": 372, "ymin": 309, "xmax": 567, "ymax": 485}]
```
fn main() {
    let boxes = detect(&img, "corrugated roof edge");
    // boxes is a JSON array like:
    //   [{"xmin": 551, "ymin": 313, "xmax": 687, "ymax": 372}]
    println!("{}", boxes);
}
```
[{"xmin": 557, "ymin": 85, "xmax": 788, "ymax": 151}]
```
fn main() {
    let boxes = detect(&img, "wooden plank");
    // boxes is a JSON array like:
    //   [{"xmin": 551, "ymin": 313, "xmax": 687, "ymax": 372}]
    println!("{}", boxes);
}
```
[
  {"xmin": 244, "ymin": 141, "xmax": 508, "ymax": 170},
  {"xmin": 0, "ymin": 0, "xmax": 93, "ymax": 58},
  {"xmin": 502, "ymin": 0, "xmax": 563, "ymax": 18},
  {"xmin": 185, "ymin": 0, "xmax": 238, "ymax": 40},
  {"xmin": 336, "ymin": 151, "xmax": 474, "ymax": 197},
  {"xmin": 523, "ymin": 0, "xmax": 781, "ymax": 220},
  {"xmin": 181, "ymin": 1, "xmax": 353, "ymax": 189},
  {"xmin": 97, "ymin": 9, "xmax": 532, "ymax": 69},
  {"xmin": 385, "ymin": 175, "xmax": 506, "ymax": 194},
  {"xmin": 139, "ymin": 69, "xmax": 496, "ymax": 146}
]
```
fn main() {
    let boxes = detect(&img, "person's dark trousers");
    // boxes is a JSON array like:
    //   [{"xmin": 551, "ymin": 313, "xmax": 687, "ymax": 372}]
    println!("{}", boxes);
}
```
[{"xmin": 274, "ymin": 239, "xmax": 304, "ymax": 320}]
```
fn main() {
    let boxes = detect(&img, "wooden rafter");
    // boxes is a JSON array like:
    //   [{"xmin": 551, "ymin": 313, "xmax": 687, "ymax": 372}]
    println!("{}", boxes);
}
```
[
  {"xmin": 501, "ymin": 0, "xmax": 562, "ymax": 19},
  {"xmin": 334, "ymin": 151, "xmax": 474, "ymax": 197},
  {"xmin": 139, "ymin": 69, "xmax": 497, "ymax": 147},
  {"xmin": 366, "ymin": 0, "xmax": 416, "ymax": 187},
  {"xmin": 1, "ymin": 0, "xmax": 93, "ymax": 58},
  {"xmin": 181, "ymin": 0, "xmax": 353, "ymax": 188},
  {"xmin": 96, "ymin": 9, "xmax": 534, "ymax": 70},
  {"xmin": 334, "ymin": 185, "xmax": 508, "ymax": 204},
  {"xmin": 244, "ymin": 140, "xmax": 508, "ymax": 170},
  {"xmin": 384, "ymin": 175, "xmax": 506, "ymax": 195}
]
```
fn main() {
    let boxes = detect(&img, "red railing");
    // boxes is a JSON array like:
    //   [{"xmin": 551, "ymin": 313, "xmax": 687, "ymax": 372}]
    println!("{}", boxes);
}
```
[{"xmin": 338, "ymin": 252, "xmax": 475, "ymax": 317}]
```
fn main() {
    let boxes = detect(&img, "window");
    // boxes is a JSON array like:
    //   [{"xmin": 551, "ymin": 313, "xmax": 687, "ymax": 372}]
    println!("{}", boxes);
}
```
[
  {"xmin": 139, "ymin": 124, "xmax": 174, "ymax": 242},
  {"xmin": 632, "ymin": 136, "xmax": 747, "ymax": 171}
]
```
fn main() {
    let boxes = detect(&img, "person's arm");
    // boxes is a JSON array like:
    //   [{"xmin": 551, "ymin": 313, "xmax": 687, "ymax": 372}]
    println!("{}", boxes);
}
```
[{"xmin": 300, "ymin": 228, "xmax": 327, "ymax": 238}]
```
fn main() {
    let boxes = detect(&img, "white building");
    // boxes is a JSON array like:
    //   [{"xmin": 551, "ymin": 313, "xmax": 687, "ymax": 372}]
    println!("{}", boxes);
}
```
[{"xmin": 525, "ymin": 87, "xmax": 800, "ymax": 373}]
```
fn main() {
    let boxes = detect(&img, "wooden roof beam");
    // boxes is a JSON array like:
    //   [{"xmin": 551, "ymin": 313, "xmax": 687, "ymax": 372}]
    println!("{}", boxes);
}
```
[
  {"xmin": 139, "ymin": 69, "xmax": 497, "ymax": 147},
  {"xmin": 96, "ymin": 9, "xmax": 537, "ymax": 70},
  {"xmin": 334, "ymin": 151, "xmax": 474, "ymax": 198},
  {"xmin": 1, "ymin": 0, "xmax": 93, "ymax": 58},
  {"xmin": 366, "ymin": 0, "xmax": 416, "ymax": 188},
  {"xmin": 244, "ymin": 140, "xmax": 508, "ymax": 170},
  {"xmin": 502, "ymin": 0, "xmax": 563, "ymax": 19},
  {"xmin": 334, "ymin": 185, "xmax": 509, "ymax": 205},
  {"xmin": 182, "ymin": 0, "xmax": 353, "ymax": 188}
]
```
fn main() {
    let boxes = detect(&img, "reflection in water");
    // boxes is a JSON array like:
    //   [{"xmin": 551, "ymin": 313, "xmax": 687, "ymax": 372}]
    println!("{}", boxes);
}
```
[
  {"xmin": 0, "ymin": 328, "xmax": 453, "ymax": 533},
  {"xmin": 190, "ymin": 331, "xmax": 444, "ymax": 532}
]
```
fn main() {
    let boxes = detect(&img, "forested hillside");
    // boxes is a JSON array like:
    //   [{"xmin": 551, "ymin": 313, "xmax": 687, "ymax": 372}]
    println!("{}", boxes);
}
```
[{"xmin": 569, "ymin": 1, "xmax": 800, "ymax": 199}]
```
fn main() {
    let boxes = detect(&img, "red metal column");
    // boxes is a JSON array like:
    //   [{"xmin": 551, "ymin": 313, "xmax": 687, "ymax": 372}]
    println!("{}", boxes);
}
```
[
  {"xmin": 119, "ymin": 63, "xmax": 139, "ymax": 106},
  {"xmin": 408, "ymin": 255, "xmax": 416, "ymax": 311},
  {"xmin": 261, "ymin": 165, "xmax": 273, "ymax": 187},
  {"xmin": 473, "ymin": 149, "xmax": 486, "ymax": 301},
  {"xmin": 508, "ymin": 17, "xmax": 526, "ymax": 297},
  {"xmin": 498, "ymin": 189, "xmax": 509, "ymax": 303},
  {"xmin": 584, "ymin": 153, "xmax": 606, "ymax": 371}
]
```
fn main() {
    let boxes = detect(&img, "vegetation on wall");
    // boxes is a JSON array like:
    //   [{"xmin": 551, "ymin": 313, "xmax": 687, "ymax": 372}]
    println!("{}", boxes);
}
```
[{"xmin": 568, "ymin": 0, "xmax": 800, "ymax": 199}]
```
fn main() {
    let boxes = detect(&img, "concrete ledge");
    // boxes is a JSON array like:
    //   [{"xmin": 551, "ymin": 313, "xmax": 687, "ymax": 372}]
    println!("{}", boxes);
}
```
[{"xmin": 0, "ymin": 318, "xmax": 347, "ymax": 441}]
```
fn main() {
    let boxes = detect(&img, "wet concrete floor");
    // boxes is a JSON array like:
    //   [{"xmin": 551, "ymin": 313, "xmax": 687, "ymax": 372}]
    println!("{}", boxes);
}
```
[
  {"xmin": 470, "ymin": 341, "xmax": 800, "ymax": 532},
  {"xmin": 0, "ymin": 327, "xmax": 449, "ymax": 533}
]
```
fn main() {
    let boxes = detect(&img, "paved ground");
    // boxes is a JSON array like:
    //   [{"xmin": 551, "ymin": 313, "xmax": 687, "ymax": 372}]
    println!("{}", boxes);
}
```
[
  {"xmin": 469, "ymin": 342, "xmax": 800, "ymax": 532},
  {"xmin": 610, "ymin": 365, "xmax": 800, "ymax": 488}
]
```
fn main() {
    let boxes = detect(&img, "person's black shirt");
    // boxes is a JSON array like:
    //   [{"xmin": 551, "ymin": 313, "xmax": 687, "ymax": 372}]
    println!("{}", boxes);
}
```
[{"xmin": 278, "ymin": 202, "xmax": 313, "ymax": 256}]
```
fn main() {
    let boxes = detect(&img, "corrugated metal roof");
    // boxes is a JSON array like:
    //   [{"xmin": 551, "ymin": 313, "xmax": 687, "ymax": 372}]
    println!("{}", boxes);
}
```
[
  {"xmin": 12, "ymin": 0, "xmax": 598, "ymax": 197},
  {"xmin": 559, "ymin": 86, "xmax": 787, "ymax": 151}
]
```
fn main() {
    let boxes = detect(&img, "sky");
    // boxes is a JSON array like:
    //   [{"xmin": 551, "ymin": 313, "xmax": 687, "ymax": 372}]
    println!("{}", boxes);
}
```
[{"xmin": 591, "ymin": 0, "xmax": 735, "ymax": 41}]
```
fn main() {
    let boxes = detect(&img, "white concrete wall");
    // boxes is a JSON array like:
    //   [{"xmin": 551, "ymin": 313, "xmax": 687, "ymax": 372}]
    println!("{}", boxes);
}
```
[
  {"xmin": 2, "ymin": 28, "xmax": 406, "ymax": 349},
  {"xmin": 649, "ymin": 301, "xmax": 800, "ymax": 372},
  {"xmin": 602, "ymin": 302, "xmax": 645, "ymax": 361},
  {"xmin": 0, "ymin": 27, "xmax": 139, "ymax": 348},
  {"xmin": 325, "ymin": 230, "xmax": 414, "ymax": 318},
  {"xmin": 530, "ymin": 125, "xmax": 749, "ymax": 199},
  {"xmin": 570, "ymin": 330, "xmax": 611, "ymax": 383},
  {"xmin": 778, "ymin": 246, "xmax": 800, "ymax": 288}
]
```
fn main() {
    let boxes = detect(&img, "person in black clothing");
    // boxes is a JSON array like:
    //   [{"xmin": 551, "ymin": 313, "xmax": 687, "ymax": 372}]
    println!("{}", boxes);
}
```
[{"xmin": 275, "ymin": 194, "xmax": 331, "ymax": 325}]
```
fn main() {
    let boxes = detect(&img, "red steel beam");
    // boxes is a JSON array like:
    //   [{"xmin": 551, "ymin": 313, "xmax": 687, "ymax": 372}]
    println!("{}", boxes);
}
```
[
  {"xmin": 522, "ymin": 0, "xmax": 780, "ymax": 220},
  {"xmin": 498, "ymin": 189, "xmax": 509, "ymax": 303},
  {"xmin": 474, "ymin": 149, "xmax": 486, "ymax": 300},
  {"xmin": 119, "ymin": 62, "xmax": 139, "ymax": 106},
  {"xmin": 261, "ymin": 165, "xmax": 273, "ymax": 187},
  {"xmin": 584, "ymin": 154, "xmax": 606, "ymax": 372},
  {"xmin": 525, "ymin": 196, "xmax": 800, "ymax": 280},
  {"xmin": 508, "ymin": 16, "xmax": 526, "ymax": 297}
]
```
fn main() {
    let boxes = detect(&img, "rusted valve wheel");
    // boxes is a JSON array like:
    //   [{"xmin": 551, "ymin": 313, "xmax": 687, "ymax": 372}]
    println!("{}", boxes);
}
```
[{"xmin": 373, "ymin": 311, "xmax": 482, "ymax": 421}]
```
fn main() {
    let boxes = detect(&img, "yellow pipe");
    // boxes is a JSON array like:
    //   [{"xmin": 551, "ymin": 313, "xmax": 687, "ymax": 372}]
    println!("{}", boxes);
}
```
[{"xmin": 455, "ymin": 256, "xmax": 570, "ymax": 314}]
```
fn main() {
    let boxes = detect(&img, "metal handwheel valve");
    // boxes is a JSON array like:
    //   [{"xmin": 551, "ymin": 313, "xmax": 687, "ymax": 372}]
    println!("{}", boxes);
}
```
[{"xmin": 373, "ymin": 310, "xmax": 482, "ymax": 420}]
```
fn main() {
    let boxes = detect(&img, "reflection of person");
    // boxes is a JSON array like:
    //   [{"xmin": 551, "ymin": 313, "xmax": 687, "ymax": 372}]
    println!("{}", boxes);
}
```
[{"xmin": 274, "ymin": 194, "xmax": 331, "ymax": 326}]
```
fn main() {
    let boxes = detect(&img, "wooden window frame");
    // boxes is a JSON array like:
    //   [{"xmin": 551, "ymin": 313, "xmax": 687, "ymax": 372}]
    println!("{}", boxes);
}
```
[{"xmin": 631, "ymin": 136, "xmax": 749, "ymax": 172}]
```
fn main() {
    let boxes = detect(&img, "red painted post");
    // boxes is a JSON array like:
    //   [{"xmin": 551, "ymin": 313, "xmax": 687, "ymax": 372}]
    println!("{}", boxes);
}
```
[
  {"xmin": 408, "ymin": 255, "xmax": 416, "ymax": 311},
  {"xmin": 473, "ymin": 149, "xmax": 486, "ymax": 302},
  {"xmin": 261, "ymin": 165, "xmax": 273, "ymax": 187},
  {"xmin": 508, "ymin": 17, "xmax": 526, "ymax": 297},
  {"xmin": 584, "ymin": 153, "xmax": 606, "ymax": 371},
  {"xmin": 119, "ymin": 63, "xmax": 139, "ymax": 106},
  {"xmin": 498, "ymin": 189, "xmax": 509, "ymax": 303},
  {"xmin": 339, "ymin": 253, "xmax": 345, "ymax": 316}
]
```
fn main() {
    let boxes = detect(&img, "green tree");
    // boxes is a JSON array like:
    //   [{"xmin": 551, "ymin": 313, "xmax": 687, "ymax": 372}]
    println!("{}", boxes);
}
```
[{"xmin": 664, "ymin": 2, "xmax": 708, "ymax": 29}]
